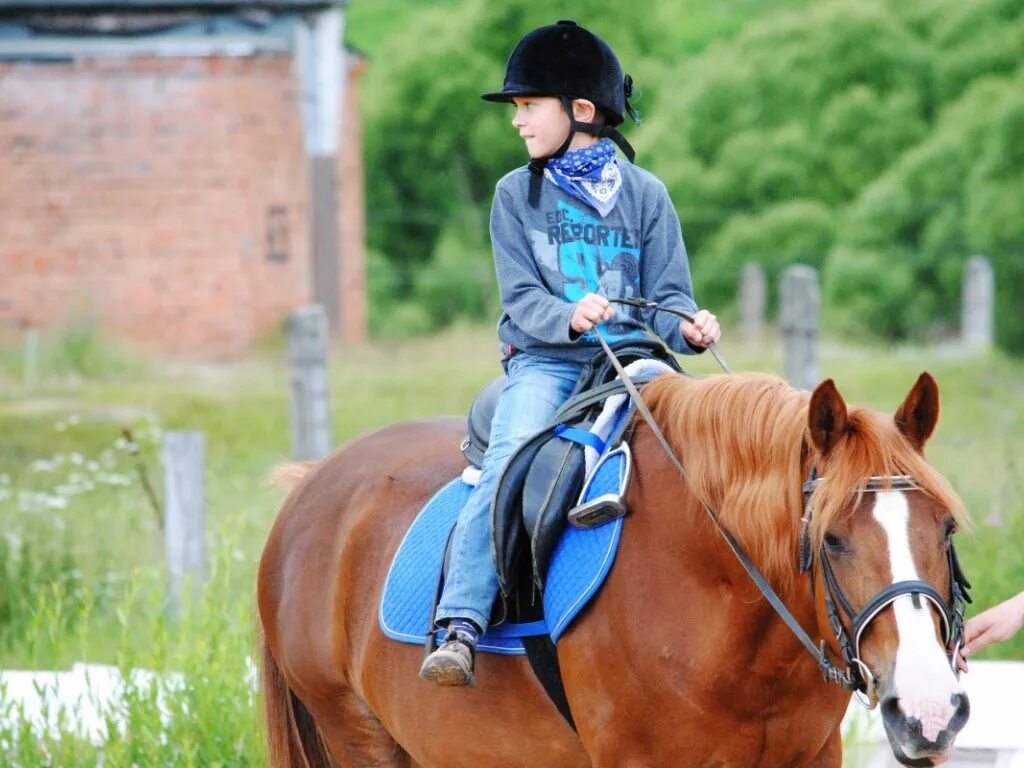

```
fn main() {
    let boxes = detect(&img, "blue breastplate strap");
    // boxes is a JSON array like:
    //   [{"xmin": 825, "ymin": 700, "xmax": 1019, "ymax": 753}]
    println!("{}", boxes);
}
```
[{"xmin": 553, "ymin": 424, "xmax": 605, "ymax": 453}]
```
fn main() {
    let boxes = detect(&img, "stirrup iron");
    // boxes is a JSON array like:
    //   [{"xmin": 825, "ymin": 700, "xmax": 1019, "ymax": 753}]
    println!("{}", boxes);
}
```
[{"xmin": 568, "ymin": 444, "xmax": 632, "ymax": 530}]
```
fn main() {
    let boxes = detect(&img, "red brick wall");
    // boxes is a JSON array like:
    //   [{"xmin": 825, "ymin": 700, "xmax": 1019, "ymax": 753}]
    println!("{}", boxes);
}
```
[{"xmin": 0, "ymin": 53, "xmax": 361, "ymax": 358}]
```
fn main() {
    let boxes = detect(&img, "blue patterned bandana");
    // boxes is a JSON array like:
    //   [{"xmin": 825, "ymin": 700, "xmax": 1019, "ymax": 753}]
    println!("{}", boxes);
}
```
[{"xmin": 543, "ymin": 138, "xmax": 622, "ymax": 217}]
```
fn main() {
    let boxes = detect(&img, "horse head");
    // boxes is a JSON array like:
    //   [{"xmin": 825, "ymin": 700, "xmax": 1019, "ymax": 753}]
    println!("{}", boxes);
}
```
[{"xmin": 806, "ymin": 373, "xmax": 970, "ymax": 766}]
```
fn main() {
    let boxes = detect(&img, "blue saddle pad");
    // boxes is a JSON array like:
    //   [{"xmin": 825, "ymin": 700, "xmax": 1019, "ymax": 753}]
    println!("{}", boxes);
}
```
[{"xmin": 379, "ymin": 451, "xmax": 626, "ymax": 655}]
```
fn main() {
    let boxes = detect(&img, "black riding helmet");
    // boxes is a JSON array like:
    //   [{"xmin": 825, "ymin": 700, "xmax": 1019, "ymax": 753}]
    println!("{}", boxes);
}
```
[{"xmin": 482, "ymin": 20, "xmax": 640, "ymax": 207}]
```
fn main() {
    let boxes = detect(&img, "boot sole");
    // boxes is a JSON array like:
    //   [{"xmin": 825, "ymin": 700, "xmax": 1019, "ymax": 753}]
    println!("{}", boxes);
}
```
[{"xmin": 419, "ymin": 658, "xmax": 476, "ymax": 688}]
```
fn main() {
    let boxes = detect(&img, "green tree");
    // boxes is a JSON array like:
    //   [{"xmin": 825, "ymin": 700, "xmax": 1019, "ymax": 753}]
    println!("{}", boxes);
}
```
[{"xmin": 830, "ymin": 72, "xmax": 1024, "ymax": 347}]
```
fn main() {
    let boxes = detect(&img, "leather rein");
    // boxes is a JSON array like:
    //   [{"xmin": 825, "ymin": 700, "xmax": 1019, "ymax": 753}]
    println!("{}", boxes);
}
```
[{"xmin": 594, "ymin": 304, "xmax": 972, "ymax": 706}]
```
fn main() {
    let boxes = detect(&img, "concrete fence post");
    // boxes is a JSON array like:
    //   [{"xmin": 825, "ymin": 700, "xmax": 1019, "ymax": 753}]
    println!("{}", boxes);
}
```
[
  {"xmin": 739, "ymin": 263, "xmax": 766, "ymax": 342},
  {"xmin": 287, "ymin": 304, "xmax": 333, "ymax": 460},
  {"xmin": 163, "ymin": 430, "xmax": 205, "ymax": 614},
  {"xmin": 24, "ymin": 328, "xmax": 39, "ymax": 392},
  {"xmin": 962, "ymin": 255, "xmax": 994, "ymax": 349},
  {"xmin": 779, "ymin": 265, "xmax": 820, "ymax": 391}
]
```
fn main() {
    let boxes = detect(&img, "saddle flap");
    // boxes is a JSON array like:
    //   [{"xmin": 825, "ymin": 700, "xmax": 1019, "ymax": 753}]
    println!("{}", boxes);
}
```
[
  {"xmin": 491, "ymin": 427, "xmax": 552, "ymax": 595},
  {"xmin": 523, "ymin": 436, "xmax": 587, "ymax": 588}
]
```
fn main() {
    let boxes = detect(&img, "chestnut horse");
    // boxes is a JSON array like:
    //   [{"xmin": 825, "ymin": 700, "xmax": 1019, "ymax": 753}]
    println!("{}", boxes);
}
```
[{"xmin": 258, "ymin": 371, "xmax": 969, "ymax": 767}]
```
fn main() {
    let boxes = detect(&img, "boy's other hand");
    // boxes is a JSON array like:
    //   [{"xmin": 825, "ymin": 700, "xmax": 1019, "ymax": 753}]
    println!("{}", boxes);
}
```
[
  {"xmin": 571, "ymin": 293, "xmax": 615, "ymax": 334},
  {"xmin": 681, "ymin": 309, "xmax": 721, "ymax": 348}
]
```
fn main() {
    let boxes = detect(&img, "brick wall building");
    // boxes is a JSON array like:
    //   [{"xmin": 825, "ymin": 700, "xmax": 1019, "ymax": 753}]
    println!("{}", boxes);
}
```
[{"xmin": 0, "ymin": 0, "xmax": 366, "ymax": 357}]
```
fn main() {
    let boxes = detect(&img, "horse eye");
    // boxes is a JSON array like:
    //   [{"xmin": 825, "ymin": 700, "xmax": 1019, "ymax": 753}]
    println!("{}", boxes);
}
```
[
  {"xmin": 943, "ymin": 519, "xmax": 958, "ymax": 539},
  {"xmin": 823, "ymin": 532, "xmax": 845, "ymax": 552}
]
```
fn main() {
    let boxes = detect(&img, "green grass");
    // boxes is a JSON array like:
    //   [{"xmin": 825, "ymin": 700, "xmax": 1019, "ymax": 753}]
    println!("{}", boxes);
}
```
[
  {"xmin": 0, "ymin": 324, "xmax": 1021, "ymax": 763},
  {"xmin": 0, "ymin": 551, "xmax": 263, "ymax": 766}
]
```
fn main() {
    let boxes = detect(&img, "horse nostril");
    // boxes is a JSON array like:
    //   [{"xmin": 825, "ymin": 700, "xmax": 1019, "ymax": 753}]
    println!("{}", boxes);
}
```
[
  {"xmin": 880, "ymin": 694, "xmax": 902, "ymax": 722},
  {"xmin": 949, "ymin": 691, "xmax": 970, "ymax": 728}
]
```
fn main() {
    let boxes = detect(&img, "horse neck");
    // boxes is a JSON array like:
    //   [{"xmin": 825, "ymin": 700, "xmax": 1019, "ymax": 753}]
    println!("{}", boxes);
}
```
[
  {"xmin": 632, "ymin": 407, "xmax": 810, "ymax": 600},
  {"xmin": 623, "ymin": 426, "xmax": 831, "ymax": 702}
]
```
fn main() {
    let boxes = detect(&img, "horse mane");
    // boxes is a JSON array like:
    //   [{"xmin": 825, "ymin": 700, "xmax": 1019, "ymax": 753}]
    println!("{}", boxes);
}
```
[{"xmin": 642, "ymin": 372, "xmax": 967, "ymax": 592}]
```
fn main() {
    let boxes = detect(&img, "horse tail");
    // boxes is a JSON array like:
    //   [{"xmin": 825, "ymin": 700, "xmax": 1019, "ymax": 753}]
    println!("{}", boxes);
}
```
[
  {"xmin": 267, "ymin": 461, "xmax": 317, "ymax": 490},
  {"xmin": 260, "ymin": 629, "xmax": 333, "ymax": 768}
]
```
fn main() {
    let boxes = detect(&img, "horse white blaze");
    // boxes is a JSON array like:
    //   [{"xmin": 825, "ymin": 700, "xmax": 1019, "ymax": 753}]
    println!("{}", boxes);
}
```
[{"xmin": 873, "ymin": 491, "xmax": 962, "ymax": 743}]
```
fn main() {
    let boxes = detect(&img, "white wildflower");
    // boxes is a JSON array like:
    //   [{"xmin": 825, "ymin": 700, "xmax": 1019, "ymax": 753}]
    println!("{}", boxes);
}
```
[
  {"xmin": 19, "ymin": 490, "xmax": 69, "ymax": 512},
  {"xmin": 98, "ymin": 472, "xmax": 131, "ymax": 487}
]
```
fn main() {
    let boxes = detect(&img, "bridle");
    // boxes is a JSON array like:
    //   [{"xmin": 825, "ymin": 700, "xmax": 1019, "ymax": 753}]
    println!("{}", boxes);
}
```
[
  {"xmin": 798, "ymin": 472, "xmax": 972, "ymax": 706},
  {"xmin": 593, "ymin": 315, "xmax": 972, "ymax": 708}
]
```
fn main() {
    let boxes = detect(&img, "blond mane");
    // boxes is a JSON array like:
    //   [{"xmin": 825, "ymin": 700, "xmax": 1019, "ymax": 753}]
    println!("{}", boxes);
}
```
[{"xmin": 642, "ymin": 372, "xmax": 967, "ymax": 592}]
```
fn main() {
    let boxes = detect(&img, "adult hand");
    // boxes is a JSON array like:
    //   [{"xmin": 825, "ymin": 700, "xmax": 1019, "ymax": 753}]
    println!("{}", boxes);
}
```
[
  {"xmin": 681, "ymin": 309, "xmax": 721, "ymax": 348},
  {"xmin": 571, "ymin": 293, "xmax": 614, "ymax": 334},
  {"xmin": 961, "ymin": 590, "xmax": 1024, "ymax": 662}
]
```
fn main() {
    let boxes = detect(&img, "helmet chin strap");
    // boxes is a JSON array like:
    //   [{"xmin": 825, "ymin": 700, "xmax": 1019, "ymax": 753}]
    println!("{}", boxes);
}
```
[{"xmin": 527, "ymin": 95, "xmax": 636, "ymax": 208}]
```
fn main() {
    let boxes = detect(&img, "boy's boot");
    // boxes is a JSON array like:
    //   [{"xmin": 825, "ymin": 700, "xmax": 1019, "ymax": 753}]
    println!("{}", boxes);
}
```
[{"xmin": 419, "ymin": 619, "xmax": 479, "ymax": 687}]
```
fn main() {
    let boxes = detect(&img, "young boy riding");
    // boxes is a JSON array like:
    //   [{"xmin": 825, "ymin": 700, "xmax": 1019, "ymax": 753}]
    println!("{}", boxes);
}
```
[{"xmin": 419, "ymin": 19, "xmax": 721, "ymax": 687}]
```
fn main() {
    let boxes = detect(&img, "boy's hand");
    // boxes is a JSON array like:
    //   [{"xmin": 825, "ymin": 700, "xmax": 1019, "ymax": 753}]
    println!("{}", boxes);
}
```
[
  {"xmin": 571, "ymin": 293, "xmax": 615, "ymax": 334},
  {"xmin": 681, "ymin": 309, "xmax": 721, "ymax": 348}
]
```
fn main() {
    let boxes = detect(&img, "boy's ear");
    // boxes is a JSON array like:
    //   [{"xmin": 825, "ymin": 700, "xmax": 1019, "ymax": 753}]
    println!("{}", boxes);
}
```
[{"xmin": 572, "ymin": 98, "xmax": 598, "ymax": 123}]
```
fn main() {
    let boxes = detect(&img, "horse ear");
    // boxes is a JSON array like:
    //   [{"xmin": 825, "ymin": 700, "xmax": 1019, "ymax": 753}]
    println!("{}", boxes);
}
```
[
  {"xmin": 808, "ymin": 379, "xmax": 849, "ymax": 457},
  {"xmin": 894, "ymin": 371, "xmax": 939, "ymax": 453}
]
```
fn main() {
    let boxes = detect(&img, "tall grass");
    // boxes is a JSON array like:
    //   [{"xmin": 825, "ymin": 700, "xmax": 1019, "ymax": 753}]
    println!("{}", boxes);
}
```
[{"xmin": 0, "ymin": 543, "xmax": 262, "ymax": 766}]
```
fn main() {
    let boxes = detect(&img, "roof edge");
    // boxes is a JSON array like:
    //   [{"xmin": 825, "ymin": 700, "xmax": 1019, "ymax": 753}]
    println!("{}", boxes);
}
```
[{"xmin": 0, "ymin": 1, "xmax": 347, "ymax": 10}]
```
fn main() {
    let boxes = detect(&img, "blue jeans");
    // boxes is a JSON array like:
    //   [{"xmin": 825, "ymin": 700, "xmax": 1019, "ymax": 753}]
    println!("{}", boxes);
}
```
[{"xmin": 435, "ymin": 353, "xmax": 581, "ymax": 633}]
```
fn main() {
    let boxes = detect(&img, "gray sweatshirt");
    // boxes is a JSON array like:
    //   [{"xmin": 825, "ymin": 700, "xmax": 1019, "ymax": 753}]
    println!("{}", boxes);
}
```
[{"xmin": 491, "ymin": 160, "xmax": 701, "ymax": 364}]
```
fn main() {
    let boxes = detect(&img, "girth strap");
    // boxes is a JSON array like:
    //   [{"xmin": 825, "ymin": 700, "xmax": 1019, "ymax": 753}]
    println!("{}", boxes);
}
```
[{"xmin": 521, "ymin": 634, "xmax": 577, "ymax": 731}]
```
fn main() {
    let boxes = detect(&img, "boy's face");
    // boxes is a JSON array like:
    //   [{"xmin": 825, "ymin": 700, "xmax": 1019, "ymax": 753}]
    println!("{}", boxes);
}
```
[{"xmin": 510, "ymin": 96, "xmax": 570, "ymax": 159}]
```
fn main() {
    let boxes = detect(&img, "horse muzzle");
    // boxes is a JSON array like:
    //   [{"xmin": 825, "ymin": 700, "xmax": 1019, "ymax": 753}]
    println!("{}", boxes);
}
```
[{"xmin": 880, "ymin": 689, "xmax": 970, "ymax": 766}]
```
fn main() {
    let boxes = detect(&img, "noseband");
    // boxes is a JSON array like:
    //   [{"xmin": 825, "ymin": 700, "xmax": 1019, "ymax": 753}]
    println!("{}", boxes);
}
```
[{"xmin": 799, "ymin": 473, "xmax": 972, "ymax": 704}]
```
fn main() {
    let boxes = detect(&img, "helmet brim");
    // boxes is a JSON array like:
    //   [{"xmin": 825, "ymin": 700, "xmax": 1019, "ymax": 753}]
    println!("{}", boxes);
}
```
[{"xmin": 480, "ymin": 86, "xmax": 551, "ymax": 103}]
